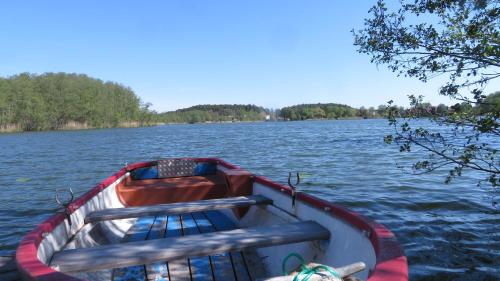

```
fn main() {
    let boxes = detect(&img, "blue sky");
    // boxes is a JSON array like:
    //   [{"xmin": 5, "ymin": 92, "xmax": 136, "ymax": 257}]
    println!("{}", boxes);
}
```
[{"xmin": 1, "ymin": 1, "xmax": 498, "ymax": 112}]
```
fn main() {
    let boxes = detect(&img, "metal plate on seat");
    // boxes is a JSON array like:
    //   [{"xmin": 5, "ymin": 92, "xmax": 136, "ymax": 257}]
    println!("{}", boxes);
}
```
[{"xmin": 157, "ymin": 159, "xmax": 197, "ymax": 178}]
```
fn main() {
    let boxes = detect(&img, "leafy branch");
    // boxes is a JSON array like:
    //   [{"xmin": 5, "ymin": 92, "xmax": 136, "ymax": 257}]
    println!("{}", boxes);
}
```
[{"xmin": 354, "ymin": 0, "xmax": 499, "ymax": 187}]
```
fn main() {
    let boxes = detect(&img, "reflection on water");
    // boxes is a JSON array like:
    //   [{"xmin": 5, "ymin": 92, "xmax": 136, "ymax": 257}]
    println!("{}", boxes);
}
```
[{"xmin": 0, "ymin": 120, "xmax": 498, "ymax": 280}]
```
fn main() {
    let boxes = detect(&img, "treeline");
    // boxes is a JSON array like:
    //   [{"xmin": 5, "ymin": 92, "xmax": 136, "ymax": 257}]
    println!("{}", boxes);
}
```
[
  {"xmin": 383, "ymin": 92, "xmax": 499, "ymax": 118},
  {"xmin": 0, "ymin": 73, "xmax": 156, "ymax": 132},
  {"xmin": 1, "ymin": 72, "xmax": 497, "ymax": 131},
  {"xmin": 281, "ymin": 103, "xmax": 358, "ymax": 120},
  {"xmin": 278, "ymin": 93, "xmax": 499, "ymax": 121},
  {"xmin": 280, "ymin": 103, "xmax": 392, "ymax": 120},
  {"xmin": 161, "ymin": 104, "xmax": 268, "ymax": 123}
]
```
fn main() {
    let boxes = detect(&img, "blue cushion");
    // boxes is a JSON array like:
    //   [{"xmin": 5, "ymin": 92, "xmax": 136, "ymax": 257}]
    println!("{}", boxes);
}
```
[
  {"xmin": 194, "ymin": 163, "xmax": 217, "ymax": 176},
  {"xmin": 131, "ymin": 166, "xmax": 158, "ymax": 180}
]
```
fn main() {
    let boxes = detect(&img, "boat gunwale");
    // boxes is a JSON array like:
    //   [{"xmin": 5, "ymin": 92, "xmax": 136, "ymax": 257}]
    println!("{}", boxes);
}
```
[{"xmin": 15, "ymin": 158, "xmax": 408, "ymax": 281}]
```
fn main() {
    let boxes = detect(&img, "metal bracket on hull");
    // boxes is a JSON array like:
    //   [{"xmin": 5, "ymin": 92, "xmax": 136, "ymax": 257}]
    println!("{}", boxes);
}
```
[
  {"xmin": 288, "ymin": 172, "xmax": 300, "ymax": 208},
  {"xmin": 55, "ymin": 188, "xmax": 74, "ymax": 226}
]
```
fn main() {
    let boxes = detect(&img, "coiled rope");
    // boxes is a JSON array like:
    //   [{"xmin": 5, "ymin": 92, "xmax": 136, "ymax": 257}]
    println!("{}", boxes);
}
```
[{"xmin": 282, "ymin": 253, "xmax": 342, "ymax": 281}]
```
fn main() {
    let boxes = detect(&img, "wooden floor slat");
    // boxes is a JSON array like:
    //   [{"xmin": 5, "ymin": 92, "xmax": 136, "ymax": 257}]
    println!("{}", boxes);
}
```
[
  {"xmin": 51, "ymin": 220, "xmax": 330, "ymax": 273},
  {"xmin": 193, "ymin": 212, "xmax": 238, "ymax": 281},
  {"xmin": 85, "ymin": 195, "xmax": 272, "ymax": 223},
  {"xmin": 202, "ymin": 211, "xmax": 253, "ymax": 281},
  {"xmin": 145, "ymin": 216, "xmax": 169, "ymax": 281},
  {"xmin": 112, "ymin": 216, "xmax": 156, "ymax": 281},
  {"xmin": 181, "ymin": 214, "xmax": 213, "ymax": 281},
  {"xmin": 166, "ymin": 215, "xmax": 190, "ymax": 281}
]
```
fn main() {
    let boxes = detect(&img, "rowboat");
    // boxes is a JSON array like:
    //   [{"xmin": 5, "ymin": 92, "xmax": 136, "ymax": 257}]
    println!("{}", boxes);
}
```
[{"xmin": 16, "ymin": 158, "xmax": 408, "ymax": 281}]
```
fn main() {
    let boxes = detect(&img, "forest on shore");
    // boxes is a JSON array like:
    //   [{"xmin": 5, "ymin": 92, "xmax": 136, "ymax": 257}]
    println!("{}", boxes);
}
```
[
  {"xmin": 279, "ymin": 94, "xmax": 499, "ymax": 121},
  {"xmin": 167, "ymin": 95, "xmax": 498, "ymax": 123},
  {"xmin": 0, "ymin": 73, "xmax": 498, "ymax": 132},
  {"xmin": 161, "ymin": 104, "xmax": 268, "ymax": 123},
  {"xmin": 0, "ymin": 73, "xmax": 157, "ymax": 132}
]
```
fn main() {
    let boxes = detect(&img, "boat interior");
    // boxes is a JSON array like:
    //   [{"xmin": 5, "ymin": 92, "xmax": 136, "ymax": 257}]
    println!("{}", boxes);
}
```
[{"xmin": 28, "ymin": 159, "xmax": 390, "ymax": 281}]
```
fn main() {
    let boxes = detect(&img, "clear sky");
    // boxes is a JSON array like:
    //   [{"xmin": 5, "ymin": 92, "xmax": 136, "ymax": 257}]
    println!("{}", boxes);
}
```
[{"xmin": 1, "ymin": 1, "xmax": 498, "ymax": 112}]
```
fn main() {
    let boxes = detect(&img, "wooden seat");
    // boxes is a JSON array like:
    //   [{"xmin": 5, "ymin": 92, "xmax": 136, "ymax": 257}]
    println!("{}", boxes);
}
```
[
  {"xmin": 85, "ymin": 195, "xmax": 273, "ymax": 223},
  {"xmin": 51, "ymin": 221, "xmax": 330, "ymax": 273}
]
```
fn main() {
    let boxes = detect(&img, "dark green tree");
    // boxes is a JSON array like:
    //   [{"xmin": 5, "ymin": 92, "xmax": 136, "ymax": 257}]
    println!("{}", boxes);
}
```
[
  {"xmin": 354, "ymin": 0, "xmax": 499, "ymax": 186},
  {"xmin": 436, "ymin": 103, "xmax": 449, "ymax": 116},
  {"xmin": 477, "ymin": 91, "xmax": 500, "ymax": 114}
]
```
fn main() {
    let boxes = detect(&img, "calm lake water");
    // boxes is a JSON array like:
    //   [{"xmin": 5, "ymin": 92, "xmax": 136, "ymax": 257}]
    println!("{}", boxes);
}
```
[{"xmin": 0, "ymin": 120, "xmax": 498, "ymax": 280}]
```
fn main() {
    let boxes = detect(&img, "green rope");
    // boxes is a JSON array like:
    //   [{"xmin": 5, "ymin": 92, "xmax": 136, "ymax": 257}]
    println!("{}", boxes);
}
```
[
  {"xmin": 282, "ymin": 253, "xmax": 306, "ymax": 275},
  {"xmin": 282, "ymin": 253, "xmax": 342, "ymax": 281},
  {"xmin": 292, "ymin": 265, "xmax": 342, "ymax": 281}
]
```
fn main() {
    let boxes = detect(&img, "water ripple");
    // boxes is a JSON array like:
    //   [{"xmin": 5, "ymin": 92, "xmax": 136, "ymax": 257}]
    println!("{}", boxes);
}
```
[{"xmin": 0, "ymin": 120, "xmax": 498, "ymax": 280}]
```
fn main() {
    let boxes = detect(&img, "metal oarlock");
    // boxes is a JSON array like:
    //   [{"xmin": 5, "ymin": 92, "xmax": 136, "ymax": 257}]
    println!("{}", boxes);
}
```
[
  {"xmin": 55, "ymin": 188, "xmax": 74, "ymax": 226},
  {"xmin": 288, "ymin": 172, "xmax": 300, "ymax": 208}
]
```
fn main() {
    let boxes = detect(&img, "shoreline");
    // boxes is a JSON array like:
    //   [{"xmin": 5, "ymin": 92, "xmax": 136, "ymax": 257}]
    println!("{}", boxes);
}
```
[
  {"xmin": 0, "ymin": 122, "xmax": 164, "ymax": 135},
  {"xmin": 0, "ymin": 117, "xmax": 387, "ymax": 134}
]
